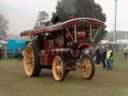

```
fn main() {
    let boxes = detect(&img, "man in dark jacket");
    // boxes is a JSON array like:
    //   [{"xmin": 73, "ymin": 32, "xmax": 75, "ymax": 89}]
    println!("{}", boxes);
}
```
[
  {"xmin": 95, "ymin": 47, "xmax": 101, "ymax": 64},
  {"xmin": 101, "ymin": 47, "xmax": 107, "ymax": 68}
]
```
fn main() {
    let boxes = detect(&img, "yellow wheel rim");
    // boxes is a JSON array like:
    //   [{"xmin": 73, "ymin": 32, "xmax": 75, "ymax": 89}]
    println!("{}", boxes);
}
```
[
  {"xmin": 80, "ymin": 57, "xmax": 92, "ymax": 79},
  {"xmin": 52, "ymin": 56, "xmax": 63, "ymax": 81},
  {"xmin": 23, "ymin": 44, "xmax": 34, "ymax": 77}
]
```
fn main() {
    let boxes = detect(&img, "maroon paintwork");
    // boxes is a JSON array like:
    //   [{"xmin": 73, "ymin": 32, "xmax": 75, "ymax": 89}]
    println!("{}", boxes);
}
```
[{"xmin": 21, "ymin": 18, "xmax": 105, "ymax": 70}]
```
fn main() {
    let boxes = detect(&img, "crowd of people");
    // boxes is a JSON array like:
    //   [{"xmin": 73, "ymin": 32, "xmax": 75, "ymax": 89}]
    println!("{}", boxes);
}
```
[{"xmin": 90, "ymin": 45, "xmax": 113, "ymax": 70}]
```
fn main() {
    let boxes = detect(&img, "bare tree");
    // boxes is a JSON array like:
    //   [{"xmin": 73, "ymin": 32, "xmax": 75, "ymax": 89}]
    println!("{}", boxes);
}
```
[{"xmin": 0, "ymin": 14, "xmax": 8, "ymax": 39}]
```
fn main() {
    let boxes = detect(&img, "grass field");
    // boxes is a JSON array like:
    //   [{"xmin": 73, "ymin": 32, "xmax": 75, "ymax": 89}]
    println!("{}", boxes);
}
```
[{"xmin": 0, "ymin": 53, "xmax": 128, "ymax": 96}]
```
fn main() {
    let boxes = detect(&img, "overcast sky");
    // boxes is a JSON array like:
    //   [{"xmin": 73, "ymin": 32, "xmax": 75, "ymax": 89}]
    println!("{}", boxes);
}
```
[{"xmin": 0, "ymin": 0, "xmax": 128, "ymax": 35}]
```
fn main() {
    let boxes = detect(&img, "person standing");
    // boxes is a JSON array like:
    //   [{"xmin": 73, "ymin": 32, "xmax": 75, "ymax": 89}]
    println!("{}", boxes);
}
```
[
  {"xmin": 0, "ymin": 48, "xmax": 1, "ymax": 59},
  {"xmin": 106, "ymin": 46, "xmax": 113, "ymax": 70},
  {"xmin": 101, "ymin": 46, "xmax": 106, "ymax": 68},
  {"xmin": 123, "ymin": 47, "xmax": 128, "ymax": 59},
  {"xmin": 95, "ymin": 47, "xmax": 101, "ymax": 65}
]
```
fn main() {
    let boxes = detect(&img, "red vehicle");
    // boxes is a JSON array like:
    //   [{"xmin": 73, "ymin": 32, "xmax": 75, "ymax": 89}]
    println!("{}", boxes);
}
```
[{"xmin": 21, "ymin": 17, "xmax": 105, "ymax": 81}]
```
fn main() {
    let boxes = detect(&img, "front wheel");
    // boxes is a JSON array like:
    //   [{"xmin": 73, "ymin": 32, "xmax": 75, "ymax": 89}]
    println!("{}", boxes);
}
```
[
  {"xmin": 23, "ymin": 42, "xmax": 41, "ymax": 77},
  {"xmin": 80, "ymin": 55, "xmax": 95, "ymax": 80}
]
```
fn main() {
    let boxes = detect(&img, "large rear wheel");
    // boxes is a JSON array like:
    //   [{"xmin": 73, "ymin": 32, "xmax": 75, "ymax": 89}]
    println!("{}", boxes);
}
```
[
  {"xmin": 80, "ymin": 55, "xmax": 95, "ymax": 80},
  {"xmin": 52, "ymin": 56, "xmax": 66, "ymax": 81},
  {"xmin": 23, "ymin": 42, "xmax": 41, "ymax": 77}
]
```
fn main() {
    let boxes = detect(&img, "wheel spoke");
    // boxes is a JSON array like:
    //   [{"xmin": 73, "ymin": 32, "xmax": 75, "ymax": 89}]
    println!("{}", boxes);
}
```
[
  {"xmin": 28, "ymin": 66, "xmax": 31, "ymax": 71},
  {"xmin": 58, "ymin": 71, "xmax": 62, "ymax": 77},
  {"xmin": 58, "ymin": 66, "xmax": 62, "ymax": 71},
  {"xmin": 26, "ymin": 63, "xmax": 32, "ymax": 72},
  {"xmin": 31, "ymin": 59, "xmax": 34, "ymax": 65},
  {"xmin": 58, "ymin": 60, "xmax": 61, "ymax": 65},
  {"xmin": 26, "ymin": 48, "xmax": 32, "ymax": 55},
  {"xmin": 25, "ymin": 52, "xmax": 32, "ymax": 58},
  {"xmin": 85, "ymin": 64, "xmax": 90, "ymax": 69}
]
